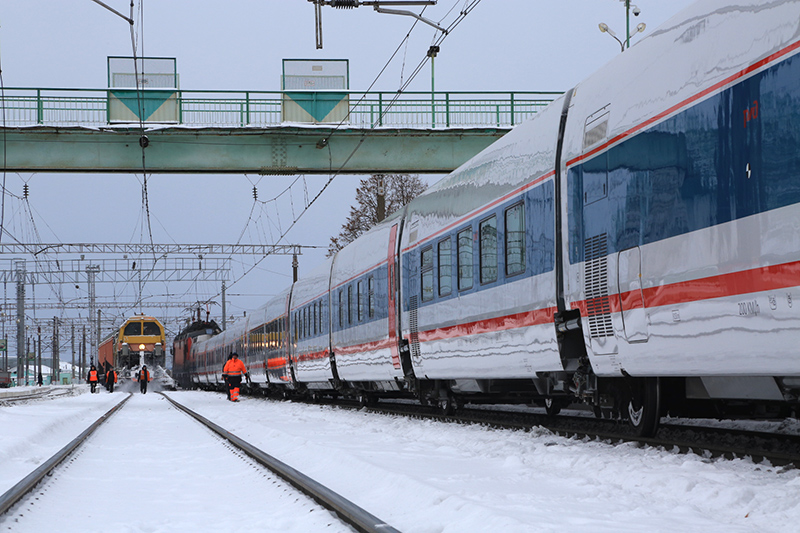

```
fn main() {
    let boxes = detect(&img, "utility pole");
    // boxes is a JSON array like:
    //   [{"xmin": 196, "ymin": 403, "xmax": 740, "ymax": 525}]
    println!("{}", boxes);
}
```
[
  {"xmin": 96, "ymin": 310, "xmax": 100, "ymax": 368},
  {"xmin": 71, "ymin": 324, "xmax": 75, "ymax": 381},
  {"xmin": 427, "ymin": 46, "xmax": 439, "ymax": 128},
  {"xmin": 221, "ymin": 280, "xmax": 227, "ymax": 331},
  {"xmin": 52, "ymin": 317, "xmax": 59, "ymax": 384},
  {"xmin": 37, "ymin": 326, "xmax": 42, "ymax": 386},
  {"xmin": 26, "ymin": 337, "xmax": 31, "ymax": 386},
  {"xmin": 81, "ymin": 325, "xmax": 86, "ymax": 382},
  {"xmin": 86, "ymin": 265, "xmax": 100, "ymax": 367},
  {"xmin": 15, "ymin": 260, "xmax": 25, "ymax": 387}
]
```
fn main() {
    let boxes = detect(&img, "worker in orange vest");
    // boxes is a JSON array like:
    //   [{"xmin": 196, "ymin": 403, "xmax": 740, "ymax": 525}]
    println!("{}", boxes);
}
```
[
  {"xmin": 222, "ymin": 352, "xmax": 248, "ymax": 402},
  {"xmin": 222, "ymin": 353, "xmax": 233, "ymax": 400},
  {"xmin": 87, "ymin": 365, "xmax": 98, "ymax": 393},
  {"xmin": 138, "ymin": 365, "xmax": 151, "ymax": 394},
  {"xmin": 106, "ymin": 368, "xmax": 118, "ymax": 393}
]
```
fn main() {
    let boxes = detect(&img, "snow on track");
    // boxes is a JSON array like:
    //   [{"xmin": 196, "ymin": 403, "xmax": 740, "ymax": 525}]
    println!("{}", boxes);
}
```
[
  {"xmin": 0, "ymin": 388, "xmax": 124, "ymax": 496},
  {"xmin": 2, "ymin": 393, "xmax": 351, "ymax": 533},
  {"xmin": 169, "ymin": 391, "xmax": 800, "ymax": 533}
]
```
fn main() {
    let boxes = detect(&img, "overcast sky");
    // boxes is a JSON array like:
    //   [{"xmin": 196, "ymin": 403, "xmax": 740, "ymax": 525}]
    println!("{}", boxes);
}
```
[{"xmin": 0, "ymin": 0, "xmax": 696, "ymax": 340}]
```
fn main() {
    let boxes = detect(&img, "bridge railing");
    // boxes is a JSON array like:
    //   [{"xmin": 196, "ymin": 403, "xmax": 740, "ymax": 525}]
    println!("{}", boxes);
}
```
[{"xmin": 0, "ymin": 88, "xmax": 560, "ymax": 129}]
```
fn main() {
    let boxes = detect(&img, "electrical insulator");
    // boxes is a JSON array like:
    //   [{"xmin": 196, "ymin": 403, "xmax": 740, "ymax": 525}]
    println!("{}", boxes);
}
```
[
  {"xmin": 23, "ymin": 184, "xmax": 29, "ymax": 199},
  {"xmin": 253, "ymin": 186, "xmax": 258, "ymax": 201},
  {"xmin": 331, "ymin": 0, "xmax": 358, "ymax": 8}
]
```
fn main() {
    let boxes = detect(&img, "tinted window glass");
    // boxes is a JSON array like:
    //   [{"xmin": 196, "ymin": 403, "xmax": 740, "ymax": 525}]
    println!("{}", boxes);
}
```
[
  {"xmin": 357, "ymin": 280, "xmax": 364, "ymax": 322},
  {"xmin": 480, "ymin": 215, "xmax": 498, "ymax": 284},
  {"xmin": 438, "ymin": 238, "xmax": 452, "ymax": 296},
  {"xmin": 457, "ymin": 228, "xmax": 473, "ymax": 291},
  {"xmin": 505, "ymin": 203, "xmax": 526, "ymax": 276},
  {"xmin": 421, "ymin": 247, "xmax": 434, "ymax": 301},
  {"xmin": 368, "ymin": 276, "xmax": 375, "ymax": 318}
]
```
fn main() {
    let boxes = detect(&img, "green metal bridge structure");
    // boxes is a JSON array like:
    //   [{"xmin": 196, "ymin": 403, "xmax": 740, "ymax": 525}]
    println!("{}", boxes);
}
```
[{"xmin": 0, "ymin": 87, "xmax": 560, "ymax": 174}]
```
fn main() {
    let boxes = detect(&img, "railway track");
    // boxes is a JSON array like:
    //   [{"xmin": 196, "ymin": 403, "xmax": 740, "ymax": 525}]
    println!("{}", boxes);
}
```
[
  {"xmin": 326, "ymin": 398, "xmax": 800, "ymax": 468},
  {"xmin": 0, "ymin": 386, "xmax": 78, "ymax": 405},
  {"xmin": 0, "ymin": 392, "xmax": 399, "ymax": 533}
]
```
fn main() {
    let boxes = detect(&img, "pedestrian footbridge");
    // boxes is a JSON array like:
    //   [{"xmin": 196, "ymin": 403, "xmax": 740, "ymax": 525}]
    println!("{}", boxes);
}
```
[{"xmin": 0, "ymin": 87, "xmax": 559, "ymax": 174}]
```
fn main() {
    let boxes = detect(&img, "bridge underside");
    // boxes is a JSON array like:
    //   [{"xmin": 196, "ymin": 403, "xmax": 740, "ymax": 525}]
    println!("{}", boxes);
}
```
[{"xmin": 0, "ymin": 126, "xmax": 509, "ymax": 174}]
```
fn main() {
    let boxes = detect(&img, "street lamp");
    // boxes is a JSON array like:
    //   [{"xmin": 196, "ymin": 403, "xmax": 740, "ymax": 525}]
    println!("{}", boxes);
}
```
[{"xmin": 599, "ymin": 0, "xmax": 646, "ymax": 52}]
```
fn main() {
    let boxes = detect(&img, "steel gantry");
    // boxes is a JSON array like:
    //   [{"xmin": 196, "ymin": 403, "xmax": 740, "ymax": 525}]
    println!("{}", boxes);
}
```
[{"xmin": 1, "ymin": 243, "xmax": 308, "ymax": 256}]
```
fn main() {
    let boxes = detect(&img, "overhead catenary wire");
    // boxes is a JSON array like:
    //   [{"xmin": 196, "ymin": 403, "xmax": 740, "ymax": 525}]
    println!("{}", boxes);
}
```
[{"xmin": 219, "ymin": 1, "xmax": 484, "ymax": 296}]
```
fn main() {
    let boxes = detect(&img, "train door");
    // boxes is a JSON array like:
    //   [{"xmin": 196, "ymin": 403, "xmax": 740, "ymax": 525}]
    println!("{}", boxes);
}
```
[
  {"xmin": 618, "ymin": 246, "xmax": 649, "ymax": 342},
  {"xmin": 387, "ymin": 223, "xmax": 401, "ymax": 370}
]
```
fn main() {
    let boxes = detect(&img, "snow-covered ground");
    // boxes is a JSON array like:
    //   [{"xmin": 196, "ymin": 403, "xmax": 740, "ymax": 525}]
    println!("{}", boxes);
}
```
[{"xmin": 2, "ymin": 387, "xmax": 800, "ymax": 532}]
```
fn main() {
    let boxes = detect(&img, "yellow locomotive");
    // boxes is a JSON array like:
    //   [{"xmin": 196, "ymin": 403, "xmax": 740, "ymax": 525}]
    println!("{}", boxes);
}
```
[{"xmin": 99, "ymin": 314, "xmax": 166, "ymax": 370}]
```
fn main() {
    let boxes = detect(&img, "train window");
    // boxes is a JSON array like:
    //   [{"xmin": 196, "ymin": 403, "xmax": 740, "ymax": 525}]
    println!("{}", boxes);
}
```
[
  {"xmin": 123, "ymin": 322, "xmax": 141, "ymax": 336},
  {"xmin": 421, "ymin": 246, "xmax": 434, "ymax": 302},
  {"xmin": 368, "ymin": 276, "xmax": 375, "ymax": 318},
  {"xmin": 142, "ymin": 321, "xmax": 160, "ymax": 336},
  {"xmin": 480, "ymin": 215, "xmax": 498, "ymax": 284},
  {"xmin": 438, "ymin": 237, "xmax": 452, "ymax": 297},
  {"xmin": 338, "ymin": 290, "xmax": 344, "ymax": 328},
  {"xmin": 357, "ymin": 280, "xmax": 364, "ymax": 322},
  {"xmin": 457, "ymin": 228, "xmax": 473, "ymax": 291},
  {"xmin": 318, "ymin": 301, "xmax": 324, "ymax": 333},
  {"xmin": 311, "ymin": 302, "xmax": 319, "ymax": 335},
  {"xmin": 505, "ymin": 203, "xmax": 526, "ymax": 276},
  {"xmin": 348, "ymin": 285, "xmax": 355, "ymax": 325}
]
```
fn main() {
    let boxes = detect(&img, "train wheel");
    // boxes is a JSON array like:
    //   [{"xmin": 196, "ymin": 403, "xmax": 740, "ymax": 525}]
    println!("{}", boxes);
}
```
[
  {"xmin": 544, "ymin": 397, "xmax": 562, "ymax": 416},
  {"xmin": 627, "ymin": 377, "xmax": 661, "ymax": 438},
  {"xmin": 438, "ymin": 395, "xmax": 456, "ymax": 416},
  {"xmin": 358, "ymin": 392, "xmax": 375, "ymax": 408}
]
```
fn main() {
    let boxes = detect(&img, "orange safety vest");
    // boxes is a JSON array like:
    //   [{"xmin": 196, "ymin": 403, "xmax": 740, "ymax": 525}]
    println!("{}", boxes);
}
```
[
  {"xmin": 223, "ymin": 358, "xmax": 247, "ymax": 377},
  {"xmin": 139, "ymin": 369, "xmax": 150, "ymax": 382},
  {"xmin": 89, "ymin": 370, "xmax": 97, "ymax": 382}
]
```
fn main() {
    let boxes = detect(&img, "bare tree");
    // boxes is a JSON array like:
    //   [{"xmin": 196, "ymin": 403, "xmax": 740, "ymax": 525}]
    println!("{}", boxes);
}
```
[{"xmin": 328, "ymin": 174, "xmax": 426, "ymax": 256}]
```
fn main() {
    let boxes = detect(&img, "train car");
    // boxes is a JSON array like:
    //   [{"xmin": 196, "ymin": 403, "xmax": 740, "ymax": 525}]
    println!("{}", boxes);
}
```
[
  {"xmin": 290, "ymin": 258, "xmax": 336, "ymax": 394},
  {"xmin": 184, "ymin": 0, "xmax": 800, "ymax": 435},
  {"xmin": 172, "ymin": 313, "xmax": 221, "ymax": 389},
  {"xmin": 114, "ymin": 314, "xmax": 167, "ymax": 369},
  {"xmin": 330, "ymin": 211, "xmax": 407, "ymax": 404},
  {"xmin": 98, "ymin": 314, "xmax": 166, "ymax": 371},
  {"xmin": 263, "ymin": 288, "xmax": 295, "ymax": 394},
  {"xmin": 99, "ymin": 314, "xmax": 174, "ymax": 388}
]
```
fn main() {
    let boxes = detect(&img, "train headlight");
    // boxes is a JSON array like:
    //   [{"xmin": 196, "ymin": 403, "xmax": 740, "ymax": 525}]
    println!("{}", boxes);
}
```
[{"xmin": 139, "ymin": 344, "xmax": 146, "ymax": 351}]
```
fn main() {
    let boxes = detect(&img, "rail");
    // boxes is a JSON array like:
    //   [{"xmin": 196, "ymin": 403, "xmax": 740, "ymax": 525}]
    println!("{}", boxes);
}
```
[
  {"xmin": 0, "ymin": 87, "xmax": 560, "ymax": 129},
  {"xmin": 161, "ymin": 392, "xmax": 401, "ymax": 533},
  {"xmin": 0, "ymin": 394, "xmax": 131, "ymax": 516}
]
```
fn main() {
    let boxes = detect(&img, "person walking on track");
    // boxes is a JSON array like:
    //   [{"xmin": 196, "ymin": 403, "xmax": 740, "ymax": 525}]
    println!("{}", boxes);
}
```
[
  {"xmin": 106, "ymin": 368, "xmax": 117, "ymax": 393},
  {"xmin": 222, "ymin": 353, "xmax": 233, "ymax": 400},
  {"xmin": 138, "ymin": 365, "xmax": 151, "ymax": 394},
  {"xmin": 87, "ymin": 365, "xmax": 99, "ymax": 393},
  {"xmin": 222, "ymin": 352, "xmax": 248, "ymax": 402}
]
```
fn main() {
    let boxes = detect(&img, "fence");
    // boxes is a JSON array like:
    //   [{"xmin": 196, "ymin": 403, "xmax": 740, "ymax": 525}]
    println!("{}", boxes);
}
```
[{"xmin": 0, "ymin": 88, "xmax": 560, "ymax": 129}]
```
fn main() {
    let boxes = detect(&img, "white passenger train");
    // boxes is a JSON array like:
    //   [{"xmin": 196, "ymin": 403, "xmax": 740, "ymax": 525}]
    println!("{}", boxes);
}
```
[{"xmin": 175, "ymin": 0, "xmax": 800, "ymax": 436}]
